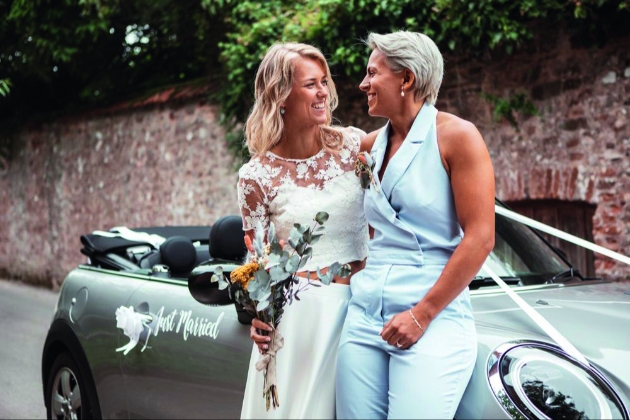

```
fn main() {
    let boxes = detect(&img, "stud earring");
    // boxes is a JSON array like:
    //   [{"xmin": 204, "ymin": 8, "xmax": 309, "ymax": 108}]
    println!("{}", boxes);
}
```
[
  {"xmin": 400, "ymin": 87, "xmax": 405, "ymax": 97},
  {"xmin": 280, "ymin": 108, "xmax": 285, "ymax": 115}
]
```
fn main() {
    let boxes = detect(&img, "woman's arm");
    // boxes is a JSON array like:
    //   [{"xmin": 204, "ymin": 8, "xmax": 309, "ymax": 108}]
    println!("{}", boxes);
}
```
[{"xmin": 380, "ymin": 113, "xmax": 495, "ymax": 348}]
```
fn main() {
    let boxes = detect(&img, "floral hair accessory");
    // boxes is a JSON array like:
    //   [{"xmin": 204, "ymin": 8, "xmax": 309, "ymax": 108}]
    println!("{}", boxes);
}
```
[{"xmin": 354, "ymin": 151, "xmax": 379, "ymax": 192}]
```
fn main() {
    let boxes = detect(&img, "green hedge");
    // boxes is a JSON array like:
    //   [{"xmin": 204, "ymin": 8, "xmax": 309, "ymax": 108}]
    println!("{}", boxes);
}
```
[{"xmin": 1, "ymin": 0, "xmax": 628, "ymax": 135}]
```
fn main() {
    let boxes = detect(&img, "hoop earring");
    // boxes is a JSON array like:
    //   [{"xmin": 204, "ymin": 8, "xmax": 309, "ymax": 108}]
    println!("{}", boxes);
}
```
[
  {"xmin": 280, "ymin": 108, "xmax": 286, "ymax": 115},
  {"xmin": 400, "ymin": 87, "xmax": 405, "ymax": 97}
]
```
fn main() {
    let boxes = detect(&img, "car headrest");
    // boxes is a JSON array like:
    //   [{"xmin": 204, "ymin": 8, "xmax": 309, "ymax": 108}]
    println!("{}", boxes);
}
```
[
  {"xmin": 160, "ymin": 236, "xmax": 197, "ymax": 274},
  {"xmin": 209, "ymin": 215, "xmax": 247, "ymax": 262}
]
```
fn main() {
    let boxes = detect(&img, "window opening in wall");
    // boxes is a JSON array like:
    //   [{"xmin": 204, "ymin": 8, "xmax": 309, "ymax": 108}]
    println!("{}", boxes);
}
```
[{"xmin": 503, "ymin": 200, "xmax": 596, "ymax": 278}]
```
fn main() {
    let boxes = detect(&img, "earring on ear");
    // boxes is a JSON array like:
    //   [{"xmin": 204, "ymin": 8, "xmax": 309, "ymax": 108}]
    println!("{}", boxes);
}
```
[
  {"xmin": 280, "ymin": 108, "xmax": 286, "ymax": 115},
  {"xmin": 400, "ymin": 86, "xmax": 405, "ymax": 97}
]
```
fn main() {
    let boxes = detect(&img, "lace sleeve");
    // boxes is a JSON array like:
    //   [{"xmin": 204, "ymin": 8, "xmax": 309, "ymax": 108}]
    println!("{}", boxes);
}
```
[{"xmin": 237, "ymin": 172, "xmax": 269, "ymax": 232}]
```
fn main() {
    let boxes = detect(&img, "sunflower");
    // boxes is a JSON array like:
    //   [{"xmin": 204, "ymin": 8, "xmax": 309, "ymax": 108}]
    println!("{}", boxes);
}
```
[{"xmin": 230, "ymin": 262, "xmax": 259, "ymax": 290}]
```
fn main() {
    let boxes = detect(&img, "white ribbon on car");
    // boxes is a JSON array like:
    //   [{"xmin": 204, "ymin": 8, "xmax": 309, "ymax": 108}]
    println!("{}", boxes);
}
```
[
  {"xmin": 483, "ymin": 205, "xmax": 630, "ymax": 367},
  {"xmin": 495, "ymin": 205, "xmax": 630, "ymax": 265},
  {"xmin": 115, "ymin": 306, "xmax": 153, "ymax": 355},
  {"xmin": 92, "ymin": 227, "xmax": 166, "ymax": 249},
  {"xmin": 480, "ymin": 263, "xmax": 589, "ymax": 365}
]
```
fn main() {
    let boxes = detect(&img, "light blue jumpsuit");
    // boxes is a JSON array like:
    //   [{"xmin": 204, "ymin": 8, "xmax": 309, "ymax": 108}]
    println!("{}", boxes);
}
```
[{"xmin": 336, "ymin": 104, "xmax": 477, "ymax": 419}]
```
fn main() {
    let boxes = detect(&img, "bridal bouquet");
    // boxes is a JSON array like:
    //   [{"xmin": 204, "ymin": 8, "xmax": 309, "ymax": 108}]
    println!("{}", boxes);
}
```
[{"xmin": 211, "ymin": 211, "xmax": 350, "ymax": 410}]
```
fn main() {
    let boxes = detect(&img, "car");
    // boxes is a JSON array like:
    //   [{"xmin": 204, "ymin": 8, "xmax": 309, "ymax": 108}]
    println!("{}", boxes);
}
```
[{"xmin": 41, "ymin": 204, "xmax": 630, "ymax": 419}]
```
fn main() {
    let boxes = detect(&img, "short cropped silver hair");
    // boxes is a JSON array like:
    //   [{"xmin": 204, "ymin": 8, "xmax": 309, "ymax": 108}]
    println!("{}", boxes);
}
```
[{"xmin": 365, "ymin": 31, "xmax": 444, "ymax": 105}]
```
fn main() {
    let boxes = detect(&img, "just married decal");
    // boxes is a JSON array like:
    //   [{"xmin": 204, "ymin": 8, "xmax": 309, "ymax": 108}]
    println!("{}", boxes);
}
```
[{"xmin": 115, "ymin": 305, "xmax": 224, "ymax": 355}]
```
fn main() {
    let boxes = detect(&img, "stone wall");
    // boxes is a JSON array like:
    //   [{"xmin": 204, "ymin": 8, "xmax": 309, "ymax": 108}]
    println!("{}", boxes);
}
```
[
  {"xmin": 0, "ymin": 91, "xmax": 239, "ymax": 288},
  {"xmin": 434, "ymin": 29, "xmax": 630, "ymax": 279},
  {"xmin": 1, "ymin": 28, "xmax": 628, "ymax": 288}
]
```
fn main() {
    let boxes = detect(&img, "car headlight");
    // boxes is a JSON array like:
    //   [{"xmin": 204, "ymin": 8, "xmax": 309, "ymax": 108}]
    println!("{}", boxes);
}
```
[{"xmin": 487, "ymin": 341, "xmax": 628, "ymax": 419}]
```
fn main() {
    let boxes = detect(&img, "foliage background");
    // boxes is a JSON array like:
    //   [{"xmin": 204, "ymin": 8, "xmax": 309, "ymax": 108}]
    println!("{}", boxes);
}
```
[{"xmin": 1, "ymin": 0, "xmax": 629, "ymax": 147}]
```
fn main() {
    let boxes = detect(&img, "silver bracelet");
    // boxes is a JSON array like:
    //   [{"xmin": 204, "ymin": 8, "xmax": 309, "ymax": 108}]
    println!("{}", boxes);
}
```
[{"xmin": 408, "ymin": 309, "xmax": 425, "ymax": 333}]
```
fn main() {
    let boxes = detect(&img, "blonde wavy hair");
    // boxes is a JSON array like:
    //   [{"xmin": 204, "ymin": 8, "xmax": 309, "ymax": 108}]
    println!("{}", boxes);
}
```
[{"xmin": 244, "ymin": 42, "xmax": 344, "ymax": 156}]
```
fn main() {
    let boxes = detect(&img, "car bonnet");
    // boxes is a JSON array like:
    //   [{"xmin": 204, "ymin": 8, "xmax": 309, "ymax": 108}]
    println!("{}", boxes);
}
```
[{"xmin": 470, "ymin": 280, "xmax": 630, "ymax": 399}]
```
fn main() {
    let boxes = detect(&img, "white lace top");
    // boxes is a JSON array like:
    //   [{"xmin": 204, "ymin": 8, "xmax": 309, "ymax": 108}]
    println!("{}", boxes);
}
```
[{"xmin": 237, "ymin": 127, "xmax": 369, "ymax": 272}]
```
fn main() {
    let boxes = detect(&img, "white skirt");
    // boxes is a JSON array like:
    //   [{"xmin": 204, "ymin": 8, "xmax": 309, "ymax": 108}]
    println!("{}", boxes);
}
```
[{"xmin": 241, "ymin": 279, "xmax": 351, "ymax": 419}]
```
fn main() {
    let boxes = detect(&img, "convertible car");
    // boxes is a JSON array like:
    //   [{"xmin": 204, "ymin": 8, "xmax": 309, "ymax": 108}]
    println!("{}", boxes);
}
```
[{"xmin": 42, "ymin": 206, "xmax": 630, "ymax": 419}]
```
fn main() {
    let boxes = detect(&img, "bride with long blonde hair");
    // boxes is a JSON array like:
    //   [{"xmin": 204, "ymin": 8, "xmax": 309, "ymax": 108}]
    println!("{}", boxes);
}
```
[{"xmin": 237, "ymin": 42, "xmax": 369, "ymax": 419}]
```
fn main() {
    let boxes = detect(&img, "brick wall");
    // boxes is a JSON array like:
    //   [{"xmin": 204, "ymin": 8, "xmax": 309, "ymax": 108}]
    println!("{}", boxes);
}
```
[
  {"xmin": 433, "ymin": 30, "xmax": 629, "ymax": 279},
  {"xmin": 0, "ymin": 95, "xmax": 239, "ymax": 288},
  {"xmin": 1, "ymin": 29, "xmax": 628, "ymax": 287}
]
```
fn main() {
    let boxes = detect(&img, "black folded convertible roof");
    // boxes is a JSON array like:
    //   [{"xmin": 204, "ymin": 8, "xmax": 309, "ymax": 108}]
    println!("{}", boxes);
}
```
[{"xmin": 80, "ymin": 226, "xmax": 212, "ymax": 255}]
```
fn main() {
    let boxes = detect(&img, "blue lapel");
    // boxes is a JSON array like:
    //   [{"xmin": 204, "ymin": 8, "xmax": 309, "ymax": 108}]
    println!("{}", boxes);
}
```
[{"xmin": 378, "ymin": 103, "xmax": 438, "ymax": 200}]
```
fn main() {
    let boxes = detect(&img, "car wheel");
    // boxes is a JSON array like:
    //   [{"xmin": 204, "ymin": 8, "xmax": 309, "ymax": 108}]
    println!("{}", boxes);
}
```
[{"xmin": 46, "ymin": 352, "xmax": 97, "ymax": 420}]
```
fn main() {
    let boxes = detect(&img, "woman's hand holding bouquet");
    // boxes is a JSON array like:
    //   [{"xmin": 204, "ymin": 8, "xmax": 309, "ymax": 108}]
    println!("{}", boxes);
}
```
[{"xmin": 211, "ymin": 211, "xmax": 350, "ymax": 410}]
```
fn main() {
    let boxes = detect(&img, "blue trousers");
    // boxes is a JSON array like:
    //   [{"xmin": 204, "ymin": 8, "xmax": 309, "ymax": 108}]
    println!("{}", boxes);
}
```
[{"xmin": 336, "ymin": 264, "xmax": 477, "ymax": 419}]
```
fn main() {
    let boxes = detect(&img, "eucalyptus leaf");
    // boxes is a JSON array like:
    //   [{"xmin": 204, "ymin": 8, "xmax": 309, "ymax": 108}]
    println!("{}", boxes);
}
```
[
  {"xmin": 289, "ymin": 227, "xmax": 302, "ymax": 243},
  {"xmin": 293, "ymin": 223, "xmax": 308, "ymax": 234},
  {"xmin": 217, "ymin": 274, "xmax": 230, "ymax": 290},
  {"xmin": 295, "ymin": 241, "xmax": 306, "ymax": 256},
  {"xmin": 247, "ymin": 277, "xmax": 261, "ymax": 299},
  {"xmin": 256, "ymin": 299, "xmax": 270, "ymax": 312},
  {"xmin": 265, "ymin": 252, "xmax": 280, "ymax": 268},
  {"xmin": 302, "ymin": 228, "xmax": 312, "ymax": 243},
  {"xmin": 267, "ymin": 222, "xmax": 276, "ymax": 244},
  {"xmin": 315, "ymin": 212, "xmax": 329, "ymax": 225},
  {"xmin": 328, "ymin": 262, "xmax": 340, "ymax": 274},
  {"xmin": 298, "ymin": 254, "xmax": 310, "ymax": 269},
  {"xmin": 309, "ymin": 234, "xmax": 323, "ymax": 245},
  {"xmin": 285, "ymin": 254, "xmax": 299, "ymax": 274},
  {"xmin": 258, "ymin": 290, "xmax": 272, "ymax": 303},
  {"xmin": 303, "ymin": 247, "xmax": 313, "ymax": 257},
  {"xmin": 269, "ymin": 266, "xmax": 288, "ymax": 283},
  {"xmin": 255, "ymin": 269, "xmax": 271, "ymax": 287},
  {"xmin": 318, "ymin": 272, "xmax": 332, "ymax": 285},
  {"xmin": 270, "ymin": 241, "xmax": 283, "ymax": 255}
]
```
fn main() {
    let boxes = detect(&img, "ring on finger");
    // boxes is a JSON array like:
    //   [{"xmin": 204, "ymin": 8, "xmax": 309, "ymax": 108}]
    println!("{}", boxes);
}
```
[{"xmin": 396, "ymin": 341, "xmax": 403, "ymax": 348}]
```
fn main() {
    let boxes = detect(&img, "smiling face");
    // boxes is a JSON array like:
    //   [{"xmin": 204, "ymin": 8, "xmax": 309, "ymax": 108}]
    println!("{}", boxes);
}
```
[
  {"xmin": 282, "ymin": 57, "xmax": 329, "ymax": 128},
  {"xmin": 359, "ymin": 49, "xmax": 404, "ymax": 118}
]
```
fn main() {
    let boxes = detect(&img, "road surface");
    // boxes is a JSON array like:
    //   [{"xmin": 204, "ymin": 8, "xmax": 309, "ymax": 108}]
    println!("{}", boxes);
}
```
[{"xmin": 0, "ymin": 279, "xmax": 57, "ymax": 419}]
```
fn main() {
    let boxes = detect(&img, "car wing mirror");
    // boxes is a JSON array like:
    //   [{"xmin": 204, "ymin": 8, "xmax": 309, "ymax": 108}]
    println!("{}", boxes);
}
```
[{"xmin": 188, "ymin": 260, "xmax": 241, "ymax": 306}]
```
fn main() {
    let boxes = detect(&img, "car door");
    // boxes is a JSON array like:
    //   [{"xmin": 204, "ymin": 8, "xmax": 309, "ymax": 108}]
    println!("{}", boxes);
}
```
[{"xmin": 118, "ymin": 276, "xmax": 252, "ymax": 419}]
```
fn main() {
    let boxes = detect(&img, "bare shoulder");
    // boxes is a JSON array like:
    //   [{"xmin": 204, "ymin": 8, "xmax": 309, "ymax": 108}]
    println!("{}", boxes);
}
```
[
  {"xmin": 436, "ymin": 111, "xmax": 486, "ymax": 158},
  {"xmin": 360, "ymin": 129, "xmax": 381, "ymax": 153}
]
